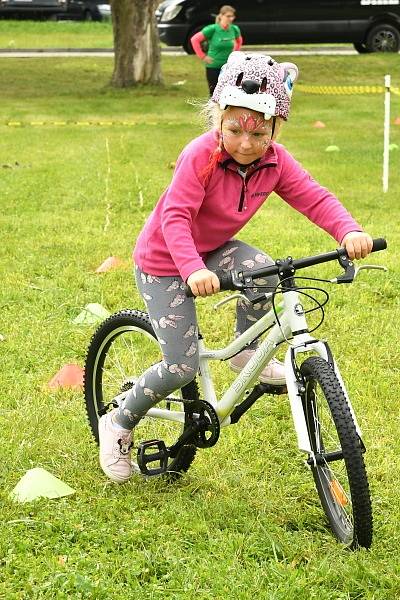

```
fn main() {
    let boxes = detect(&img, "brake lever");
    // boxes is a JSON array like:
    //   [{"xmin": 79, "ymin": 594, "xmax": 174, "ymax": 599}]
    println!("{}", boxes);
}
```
[
  {"xmin": 213, "ymin": 291, "xmax": 274, "ymax": 311},
  {"xmin": 330, "ymin": 254, "xmax": 355, "ymax": 284},
  {"xmin": 213, "ymin": 293, "xmax": 248, "ymax": 311},
  {"xmin": 330, "ymin": 256, "xmax": 388, "ymax": 284},
  {"xmin": 353, "ymin": 264, "xmax": 388, "ymax": 279}
]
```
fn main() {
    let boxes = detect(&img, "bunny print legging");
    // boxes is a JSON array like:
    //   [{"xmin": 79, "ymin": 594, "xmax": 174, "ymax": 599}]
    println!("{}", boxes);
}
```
[{"xmin": 116, "ymin": 240, "xmax": 278, "ymax": 429}]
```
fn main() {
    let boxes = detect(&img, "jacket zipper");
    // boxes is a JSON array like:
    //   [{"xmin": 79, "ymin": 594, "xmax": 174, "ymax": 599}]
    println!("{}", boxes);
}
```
[
  {"xmin": 236, "ymin": 163, "xmax": 275, "ymax": 213},
  {"xmin": 238, "ymin": 169, "xmax": 247, "ymax": 212}
]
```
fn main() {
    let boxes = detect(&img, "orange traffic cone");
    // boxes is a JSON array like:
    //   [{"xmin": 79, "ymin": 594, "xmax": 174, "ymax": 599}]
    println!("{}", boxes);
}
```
[
  {"xmin": 95, "ymin": 256, "xmax": 122, "ymax": 273},
  {"xmin": 313, "ymin": 120, "xmax": 326, "ymax": 128},
  {"xmin": 48, "ymin": 364, "xmax": 84, "ymax": 389}
]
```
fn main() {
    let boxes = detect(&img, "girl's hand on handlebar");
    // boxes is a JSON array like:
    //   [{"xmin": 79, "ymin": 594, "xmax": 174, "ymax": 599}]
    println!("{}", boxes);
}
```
[
  {"xmin": 187, "ymin": 269, "xmax": 220, "ymax": 297},
  {"xmin": 341, "ymin": 232, "xmax": 374, "ymax": 260}
]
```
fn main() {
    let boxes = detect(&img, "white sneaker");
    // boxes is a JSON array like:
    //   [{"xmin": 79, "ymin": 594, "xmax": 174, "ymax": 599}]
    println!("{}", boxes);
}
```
[
  {"xmin": 230, "ymin": 349, "xmax": 286, "ymax": 386},
  {"xmin": 98, "ymin": 409, "xmax": 133, "ymax": 483}
]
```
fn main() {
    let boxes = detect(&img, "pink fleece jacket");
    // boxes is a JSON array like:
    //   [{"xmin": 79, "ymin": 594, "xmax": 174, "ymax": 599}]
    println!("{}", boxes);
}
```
[{"xmin": 134, "ymin": 130, "xmax": 362, "ymax": 281}]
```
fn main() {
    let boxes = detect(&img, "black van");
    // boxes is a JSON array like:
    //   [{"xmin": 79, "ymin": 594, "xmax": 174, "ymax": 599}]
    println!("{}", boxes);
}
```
[
  {"xmin": 0, "ymin": 0, "xmax": 110, "ymax": 21},
  {"xmin": 156, "ymin": 0, "xmax": 400, "ymax": 53}
]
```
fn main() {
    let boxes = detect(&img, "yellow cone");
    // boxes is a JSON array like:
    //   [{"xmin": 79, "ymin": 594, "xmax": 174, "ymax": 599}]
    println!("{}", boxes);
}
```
[{"xmin": 10, "ymin": 468, "xmax": 75, "ymax": 502}]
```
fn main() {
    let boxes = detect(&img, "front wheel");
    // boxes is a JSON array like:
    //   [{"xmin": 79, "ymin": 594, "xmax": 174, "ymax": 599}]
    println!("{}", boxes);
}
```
[
  {"xmin": 84, "ymin": 309, "xmax": 199, "ymax": 477},
  {"xmin": 300, "ymin": 357, "xmax": 372, "ymax": 548},
  {"xmin": 353, "ymin": 42, "xmax": 371, "ymax": 54}
]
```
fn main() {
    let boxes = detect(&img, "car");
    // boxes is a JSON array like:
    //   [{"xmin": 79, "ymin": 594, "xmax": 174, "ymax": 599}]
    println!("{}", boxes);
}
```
[
  {"xmin": 0, "ymin": 0, "xmax": 67, "ymax": 19},
  {"xmin": 156, "ymin": 0, "xmax": 400, "ymax": 53},
  {"xmin": 0, "ymin": 0, "xmax": 111, "ymax": 21},
  {"xmin": 64, "ymin": 0, "xmax": 110, "ymax": 21}
]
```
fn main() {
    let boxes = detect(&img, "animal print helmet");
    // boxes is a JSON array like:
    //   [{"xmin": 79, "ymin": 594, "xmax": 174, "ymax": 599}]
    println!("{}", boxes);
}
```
[{"xmin": 212, "ymin": 52, "xmax": 299, "ymax": 120}]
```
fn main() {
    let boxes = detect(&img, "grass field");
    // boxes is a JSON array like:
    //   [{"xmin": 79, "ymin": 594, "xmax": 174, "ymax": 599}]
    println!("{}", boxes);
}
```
[
  {"xmin": 1, "ymin": 44, "xmax": 400, "ymax": 599},
  {"xmin": 0, "ymin": 20, "xmax": 114, "ymax": 48}
]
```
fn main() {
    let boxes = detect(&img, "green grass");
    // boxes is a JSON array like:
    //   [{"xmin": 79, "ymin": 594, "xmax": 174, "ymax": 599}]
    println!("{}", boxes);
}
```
[
  {"xmin": 1, "ymin": 52, "xmax": 400, "ymax": 599},
  {"xmin": 0, "ymin": 20, "xmax": 114, "ymax": 48}
]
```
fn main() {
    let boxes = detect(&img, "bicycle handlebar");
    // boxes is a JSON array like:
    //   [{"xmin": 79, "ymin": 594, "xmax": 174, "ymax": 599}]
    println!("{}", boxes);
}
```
[
  {"xmin": 279, "ymin": 237, "xmax": 387, "ymax": 273},
  {"xmin": 184, "ymin": 238, "xmax": 387, "ymax": 297}
]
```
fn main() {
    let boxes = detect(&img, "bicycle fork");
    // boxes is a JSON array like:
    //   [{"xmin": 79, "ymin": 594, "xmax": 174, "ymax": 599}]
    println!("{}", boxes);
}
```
[{"xmin": 282, "ymin": 287, "xmax": 363, "ymax": 455}]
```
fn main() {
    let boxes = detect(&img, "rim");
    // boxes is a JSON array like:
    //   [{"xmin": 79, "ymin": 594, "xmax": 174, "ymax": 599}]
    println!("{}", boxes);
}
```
[{"xmin": 371, "ymin": 30, "xmax": 397, "ymax": 52}]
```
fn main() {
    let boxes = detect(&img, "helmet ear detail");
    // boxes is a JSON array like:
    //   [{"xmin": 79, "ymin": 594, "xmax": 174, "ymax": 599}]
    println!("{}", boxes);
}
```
[
  {"xmin": 280, "ymin": 63, "xmax": 298, "ymax": 97},
  {"xmin": 284, "ymin": 76, "xmax": 293, "ymax": 96},
  {"xmin": 280, "ymin": 63, "xmax": 299, "ymax": 84}
]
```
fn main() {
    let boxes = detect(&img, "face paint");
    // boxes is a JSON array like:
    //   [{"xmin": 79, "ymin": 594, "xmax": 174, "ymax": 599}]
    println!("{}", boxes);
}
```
[
  {"xmin": 238, "ymin": 113, "xmax": 266, "ymax": 132},
  {"xmin": 224, "ymin": 111, "xmax": 270, "ymax": 130},
  {"xmin": 221, "ymin": 108, "xmax": 274, "ymax": 164},
  {"xmin": 223, "ymin": 113, "xmax": 272, "ymax": 142}
]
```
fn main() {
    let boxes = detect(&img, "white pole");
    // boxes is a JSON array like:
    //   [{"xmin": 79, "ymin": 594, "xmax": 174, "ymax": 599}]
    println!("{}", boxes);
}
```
[{"xmin": 383, "ymin": 74, "xmax": 391, "ymax": 193}]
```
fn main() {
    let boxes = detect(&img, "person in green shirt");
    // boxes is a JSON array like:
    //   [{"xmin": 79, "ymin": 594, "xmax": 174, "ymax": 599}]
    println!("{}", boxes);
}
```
[{"xmin": 191, "ymin": 5, "xmax": 243, "ymax": 95}]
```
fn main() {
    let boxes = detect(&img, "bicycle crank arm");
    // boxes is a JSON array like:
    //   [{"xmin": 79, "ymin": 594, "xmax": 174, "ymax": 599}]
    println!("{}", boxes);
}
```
[{"xmin": 167, "ymin": 420, "xmax": 203, "ymax": 457}]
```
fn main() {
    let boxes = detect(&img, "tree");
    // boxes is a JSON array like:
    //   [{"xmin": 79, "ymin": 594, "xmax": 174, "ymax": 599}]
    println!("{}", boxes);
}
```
[{"xmin": 110, "ymin": 0, "xmax": 163, "ymax": 88}]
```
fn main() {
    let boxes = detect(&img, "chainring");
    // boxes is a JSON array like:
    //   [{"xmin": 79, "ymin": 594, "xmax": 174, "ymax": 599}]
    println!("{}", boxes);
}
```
[
  {"xmin": 120, "ymin": 377, "xmax": 137, "ymax": 393},
  {"xmin": 186, "ymin": 399, "xmax": 220, "ymax": 448}
]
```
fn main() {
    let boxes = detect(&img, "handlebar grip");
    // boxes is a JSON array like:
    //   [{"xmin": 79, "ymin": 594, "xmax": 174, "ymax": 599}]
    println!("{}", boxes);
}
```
[
  {"xmin": 217, "ymin": 270, "xmax": 235, "ymax": 291},
  {"xmin": 183, "ymin": 284, "xmax": 195, "ymax": 298},
  {"xmin": 372, "ymin": 238, "xmax": 387, "ymax": 252},
  {"xmin": 183, "ymin": 270, "xmax": 235, "ymax": 297}
]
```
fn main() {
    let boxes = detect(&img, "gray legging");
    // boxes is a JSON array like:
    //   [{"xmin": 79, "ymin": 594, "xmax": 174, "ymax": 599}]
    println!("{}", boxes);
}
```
[{"xmin": 116, "ymin": 240, "xmax": 278, "ymax": 429}]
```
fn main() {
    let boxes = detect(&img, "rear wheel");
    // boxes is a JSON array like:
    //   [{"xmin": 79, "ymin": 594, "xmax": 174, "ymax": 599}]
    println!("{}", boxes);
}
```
[
  {"xmin": 183, "ymin": 25, "xmax": 208, "ymax": 54},
  {"xmin": 84, "ymin": 310, "xmax": 199, "ymax": 476},
  {"xmin": 300, "ymin": 357, "xmax": 372, "ymax": 548},
  {"xmin": 366, "ymin": 23, "xmax": 400, "ymax": 52}
]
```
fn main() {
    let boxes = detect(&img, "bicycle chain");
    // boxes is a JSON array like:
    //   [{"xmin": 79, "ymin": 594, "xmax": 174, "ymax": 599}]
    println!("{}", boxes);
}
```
[{"xmin": 116, "ymin": 379, "xmax": 220, "ymax": 449}]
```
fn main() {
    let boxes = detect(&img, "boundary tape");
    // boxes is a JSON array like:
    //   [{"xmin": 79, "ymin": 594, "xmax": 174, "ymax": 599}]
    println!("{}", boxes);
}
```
[
  {"xmin": 297, "ymin": 84, "xmax": 400, "ymax": 95},
  {"xmin": 2, "ymin": 120, "xmax": 168, "ymax": 127},
  {"xmin": 2, "ymin": 85, "xmax": 399, "ymax": 127}
]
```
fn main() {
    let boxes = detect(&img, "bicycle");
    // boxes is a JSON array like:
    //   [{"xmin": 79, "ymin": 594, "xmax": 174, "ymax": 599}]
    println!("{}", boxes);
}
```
[{"xmin": 84, "ymin": 238, "xmax": 387, "ymax": 549}]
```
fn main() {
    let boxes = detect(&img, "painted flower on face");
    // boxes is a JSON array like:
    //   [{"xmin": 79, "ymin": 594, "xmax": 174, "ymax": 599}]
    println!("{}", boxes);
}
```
[
  {"xmin": 224, "ymin": 113, "xmax": 271, "ymax": 134},
  {"xmin": 238, "ymin": 114, "xmax": 266, "ymax": 132}
]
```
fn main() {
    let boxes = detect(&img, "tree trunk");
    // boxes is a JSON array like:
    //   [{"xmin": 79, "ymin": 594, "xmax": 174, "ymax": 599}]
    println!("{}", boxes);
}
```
[{"xmin": 110, "ymin": 0, "xmax": 163, "ymax": 88}]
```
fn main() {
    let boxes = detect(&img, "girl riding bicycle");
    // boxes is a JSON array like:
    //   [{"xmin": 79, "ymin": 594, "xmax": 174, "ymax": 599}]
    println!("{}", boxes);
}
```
[{"xmin": 98, "ymin": 51, "xmax": 373, "ymax": 483}]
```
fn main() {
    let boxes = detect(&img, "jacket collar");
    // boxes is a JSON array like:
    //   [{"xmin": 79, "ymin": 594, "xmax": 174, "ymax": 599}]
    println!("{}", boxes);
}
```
[{"xmin": 219, "ymin": 143, "xmax": 278, "ymax": 173}]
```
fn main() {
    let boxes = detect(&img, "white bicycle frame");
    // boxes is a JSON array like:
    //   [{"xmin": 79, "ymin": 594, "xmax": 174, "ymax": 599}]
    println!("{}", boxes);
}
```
[{"xmin": 146, "ymin": 286, "xmax": 362, "ymax": 457}]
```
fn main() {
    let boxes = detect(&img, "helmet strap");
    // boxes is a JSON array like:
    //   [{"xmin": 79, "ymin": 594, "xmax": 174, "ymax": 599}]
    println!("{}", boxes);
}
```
[{"xmin": 271, "ymin": 117, "xmax": 276, "ymax": 139}]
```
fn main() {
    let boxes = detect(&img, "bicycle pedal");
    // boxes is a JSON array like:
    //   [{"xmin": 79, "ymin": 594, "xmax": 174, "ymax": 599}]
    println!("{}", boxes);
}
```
[
  {"xmin": 137, "ymin": 439, "xmax": 169, "ymax": 476},
  {"xmin": 258, "ymin": 383, "xmax": 287, "ymax": 396}
]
